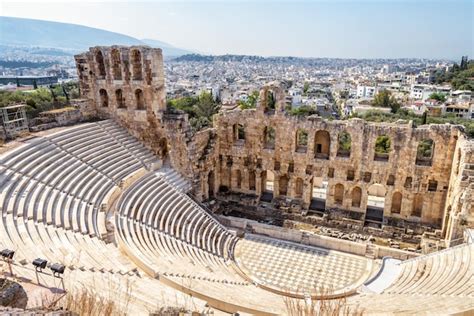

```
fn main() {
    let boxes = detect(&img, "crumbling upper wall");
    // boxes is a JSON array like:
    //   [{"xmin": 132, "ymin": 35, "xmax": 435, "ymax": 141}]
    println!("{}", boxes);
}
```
[
  {"xmin": 75, "ymin": 46, "xmax": 215, "ymax": 181},
  {"xmin": 75, "ymin": 47, "xmax": 473, "ymax": 243},
  {"xmin": 443, "ymin": 133, "xmax": 474, "ymax": 244},
  {"xmin": 75, "ymin": 46, "xmax": 166, "ymax": 119},
  {"xmin": 208, "ymin": 85, "xmax": 465, "ymax": 232}
]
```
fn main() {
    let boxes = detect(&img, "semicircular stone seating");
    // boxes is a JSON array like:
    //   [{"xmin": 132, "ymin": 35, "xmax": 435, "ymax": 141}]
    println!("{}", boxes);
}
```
[
  {"xmin": 115, "ymin": 171, "xmax": 247, "ymax": 283},
  {"xmin": 1, "ymin": 118, "xmax": 473, "ymax": 315},
  {"xmin": 0, "ymin": 120, "xmax": 209, "ymax": 314},
  {"xmin": 349, "ymin": 243, "xmax": 474, "ymax": 314}
]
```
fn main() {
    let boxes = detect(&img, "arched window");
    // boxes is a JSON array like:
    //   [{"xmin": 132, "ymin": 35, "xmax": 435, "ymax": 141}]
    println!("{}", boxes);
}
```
[
  {"xmin": 279, "ymin": 175, "xmax": 289, "ymax": 196},
  {"xmin": 387, "ymin": 174, "xmax": 395, "ymax": 186},
  {"xmin": 264, "ymin": 126, "xmax": 275, "ymax": 149},
  {"xmin": 99, "ymin": 89, "xmax": 108, "ymax": 107},
  {"xmin": 315, "ymin": 130, "xmax": 330, "ymax": 159},
  {"xmin": 208, "ymin": 171, "xmax": 214, "ymax": 197},
  {"xmin": 310, "ymin": 177, "xmax": 327, "ymax": 211},
  {"xmin": 135, "ymin": 89, "xmax": 145, "ymax": 110},
  {"xmin": 233, "ymin": 124, "xmax": 245, "ymax": 142},
  {"xmin": 337, "ymin": 131, "xmax": 351, "ymax": 157},
  {"xmin": 391, "ymin": 192, "xmax": 402, "ymax": 214},
  {"xmin": 295, "ymin": 178, "xmax": 304, "ymax": 198},
  {"xmin": 412, "ymin": 194, "xmax": 423, "ymax": 217},
  {"xmin": 416, "ymin": 139, "xmax": 434, "ymax": 166},
  {"xmin": 131, "ymin": 49, "xmax": 143, "ymax": 80},
  {"xmin": 115, "ymin": 89, "xmax": 125, "ymax": 108},
  {"xmin": 95, "ymin": 50, "xmax": 106, "ymax": 79},
  {"xmin": 264, "ymin": 90, "xmax": 276, "ymax": 113},
  {"xmin": 334, "ymin": 183, "xmax": 344, "ymax": 205},
  {"xmin": 261, "ymin": 170, "xmax": 274, "ymax": 202},
  {"xmin": 374, "ymin": 135, "xmax": 391, "ymax": 161},
  {"xmin": 351, "ymin": 186, "xmax": 362, "ymax": 207},
  {"xmin": 296, "ymin": 129, "xmax": 308, "ymax": 153},
  {"xmin": 235, "ymin": 170, "xmax": 242, "ymax": 189},
  {"xmin": 249, "ymin": 170, "xmax": 256, "ymax": 191},
  {"xmin": 111, "ymin": 49, "xmax": 122, "ymax": 80}
]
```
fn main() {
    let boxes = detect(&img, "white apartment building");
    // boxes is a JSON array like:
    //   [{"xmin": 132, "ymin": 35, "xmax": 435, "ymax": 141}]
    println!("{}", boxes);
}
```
[
  {"xmin": 356, "ymin": 85, "xmax": 377, "ymax": 98},
  {"xmin": 288, "ymin": 87, "xmax": 303, "ymax": 106},
  {"xmin": 410, "ymin": 84, "xmax": 451, "ymax": 101}
]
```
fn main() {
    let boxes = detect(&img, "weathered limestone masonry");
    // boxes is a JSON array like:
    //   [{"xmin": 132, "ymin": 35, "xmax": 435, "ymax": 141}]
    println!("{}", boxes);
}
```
[
  {"xmin": 207, "ymin": 83, "xmax": 474, "ymax": 245},
  {"xmin": 75, "ymin": 46, "xmax": 214, "ymax": 179},
  {"xmin": 75, "ymin": 48, "xmax": 473, "ymax": 245},
  {"xmin": 443, "ymin": 135, "xmax": 474, "ymax": 244}
]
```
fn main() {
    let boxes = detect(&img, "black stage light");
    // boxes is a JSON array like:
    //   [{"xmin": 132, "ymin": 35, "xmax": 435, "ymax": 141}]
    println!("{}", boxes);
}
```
[
  {"xmin": 0, "ymin": 249, "xmax": 14, "ymax": 260},
  {"xmin": 32, "ymin": 258, "xmax": 48, "ymax": 271}
]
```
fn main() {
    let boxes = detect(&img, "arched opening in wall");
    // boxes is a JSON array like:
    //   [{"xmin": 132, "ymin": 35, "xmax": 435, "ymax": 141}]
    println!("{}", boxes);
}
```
[
  {"xmin": 264, "ymin": 90, "xmax": 276, "ymax": 113},
  {"xmin": 412, "ymin": 194, "xmax": 423, "ymax": 217},
  {"xmin": 279, "ymin": 174, "xmax": 289, "ymax": 196},
  {"xmin": 99, "ymin": 89, "xmax": 108, "ymax": 107},
  {"xmin": 295, "ymin": 178, "xmax": 304, "ymax": 198},
  {"xmin": 334, "ymin": 183, "xmax": 344, "ymax": 205},
  {"xmin": 365, "ymin": 183, "xmax": 386, "ymax": 228},
  {"xmin": 131, "ymin": 49, "xmax": 143, "ymax": 80},
  {"xmin": 260, "ymin": 170, "xmax": 274, "ymax": 202},
  {"xmin": 428, "ymin": 180, "xmax": 438, "ymax": 192},
  {"xmin": 391, "ymin": 192, "xmax": 402, "ymax": 214},
  {"xmin": 374, "ymin": 135, "xmax": 391, "ymax": 161},
  {"xmin": 296, "ymin": 129, "xmax": 308, "ymax": 153},
  {"xmin": 219, "ymin": 165, "xmax": 230, "ymax": 192},
  {"xmin": 337, "ymin": 131, "xmax": 351, "ymax": 157},
  {"xmin": 208, "ymin": 171, "xmax": 215, "ymax": 198},
  {"xmin": 115, "ymin": 89, "xmax": 125, "ymax": 108},
  {"xmin": 314, "ymin": 130, "xmax": 330, "ymax": 159},
  {"xmin": 351, "ymin": 186, "xmax": 362, "ymax": 208},
  {"xmin": 387, "ymin": 174, "xmax": 395, "ymax": 186},
  {"xmin": 264, "ymin": 126, "xmax": 275, "ymax": 149},
  {"xmin": 135, "ymin": 89, "xmax": 145, "ymax": 110},
  {"xmin": 416, "ymin": 139, "xmax": 434, "ymax": 166},
  {"xmin": 111, "ymin": 49, "xmax": 122, "ymax": 80},
  {"xmin": 249, "ymin": 170, "xmax": 256, "ymax": 191},
  {"xmin": 235, "ymin": 170, "xmax": 242, "ymax": 189},
  {"xmin": 158, "ymin": 137, "xmax": 168, "ymax": 159},
  {"xmin": 233, "ymin": 124, "xmax": 245, "ymax": 144},
  {"xmin": 95, "ymin": 50, "xmax": 106, "ymax": 79},
  {"xmin": 310, "ymin": 177, "xmax": 327, "ymax": 213}
]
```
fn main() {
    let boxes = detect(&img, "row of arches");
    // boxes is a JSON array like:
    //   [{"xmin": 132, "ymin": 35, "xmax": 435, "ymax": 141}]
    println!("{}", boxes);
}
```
[
  {"xmin": 99, "ymin": 88, "xmax": 145, "ymax": 110},
  {"xmin": 233, "ymin": 124, "xmax": 435, "ymax": 163},
  {"xmin": 95, "ymin": 49, "xmax": 144, "ymax": 81},
  {"xmin": 214, "ymin": 168, "xmax": 426, "ymax": 219}
]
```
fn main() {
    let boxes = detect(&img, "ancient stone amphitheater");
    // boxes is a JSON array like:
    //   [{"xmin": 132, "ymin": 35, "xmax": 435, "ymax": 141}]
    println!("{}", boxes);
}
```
[{"xmin": 0, "ymin": 46, "xmax": 472, "ymax": 315}]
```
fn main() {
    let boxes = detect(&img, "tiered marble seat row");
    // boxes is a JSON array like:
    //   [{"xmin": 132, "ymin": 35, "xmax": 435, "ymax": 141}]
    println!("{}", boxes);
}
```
[
  {"xmin": 350, "ymin": 243, "xmax": 474, "ymax": 314},
  {"xmin": 116, "ymin": 172, "xmax": 241, "ymax": 279},
  {"xmin": 0, "ymin": 120, "xmax": 158, "ymax": 274},
  {"xmin": 383, "ymin": 243, "xmax": 473, "ymax": 297}
]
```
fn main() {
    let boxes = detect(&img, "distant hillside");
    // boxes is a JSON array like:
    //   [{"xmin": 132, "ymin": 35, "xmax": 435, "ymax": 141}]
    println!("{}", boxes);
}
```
[{"xmin": 0, "ymin": 16, "xmax": 193, "ymax": 56}]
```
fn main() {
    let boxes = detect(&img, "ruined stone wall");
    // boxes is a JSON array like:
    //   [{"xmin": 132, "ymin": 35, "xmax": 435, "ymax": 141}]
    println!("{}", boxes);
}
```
[
  {"xmin": 76, "ymin": 48, "xmax": 473, "ymax": 242},
  {"xmin": 443, "ymin": 134, "xmax": 474, "ymax": 244},
  {"xmin": 75, "ymin": 46, "xmax": 215, "ymax": 180},
  {"xmin": 208, "ymin": 83, "xmax": 466, "ymax": 235}
]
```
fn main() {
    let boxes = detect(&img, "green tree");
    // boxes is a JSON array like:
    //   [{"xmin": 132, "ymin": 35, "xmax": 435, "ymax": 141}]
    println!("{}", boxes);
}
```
[
  {"xmin": 194, "ymin": 91, "xmax": 220, "ymax": 119},
  {"xmin": 428, "ymin": 92, "xmax": 446, "ymax": 102},
  {"xmin": 238, "ymin": 90, "xmax": 259, "ymax": 109},
  {"xmin": 303, "ymin": 82, "xmax": 310, "ymax": 95},
  {"xmin": 289, "ymin": 105, "xmax": 318, "ymax": 116},
  {"xmin": 375, "ymin": 135, "xmax": 391, "ymax": 154},
  {"xmin": 267, "ymin": 91, "xmax": 276, "ymax": 110},
  {"xmin": 372, "ymin": 90, "xmax": 400, "ymax": 113}
]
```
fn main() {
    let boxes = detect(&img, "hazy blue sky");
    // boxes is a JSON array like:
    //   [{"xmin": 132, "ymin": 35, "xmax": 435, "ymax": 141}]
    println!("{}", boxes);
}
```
[{"xmin": 1, "ymin": 0, "xmax": 473, "ymax": 59}]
